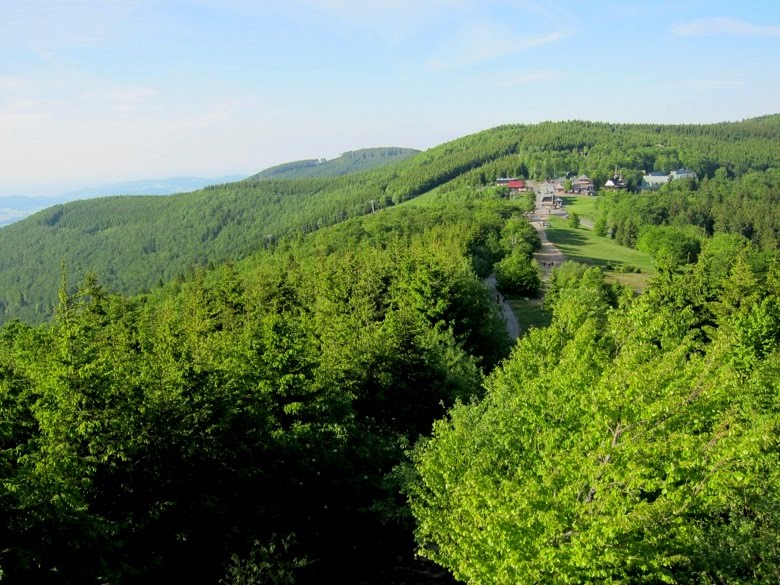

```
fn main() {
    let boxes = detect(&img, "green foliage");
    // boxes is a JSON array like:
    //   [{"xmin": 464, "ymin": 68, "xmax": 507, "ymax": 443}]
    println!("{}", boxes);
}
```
[
  {"xmin": 500, "ymin": 214, "xmax": 542, "ymax": 257},
  {"xmin": 410, "ymin": 253, "xmax": 780, "ymax": 584},
  {"xmin": 5, "ymin": 114, "xmax": 780, "ymax": 583},
  {"xmin": 0, "ymin": 199, "xmax": 514, "ymax": 583},
  {"xmin": 494, "ymin": 253, "xmax": 541, "ymax": 296},
  {"xmin": 568, "ymin": 212, "xmax": 580, "ymax": 228},
  {"xmin": 601, "ymin": 169, "xmax": 780, "ymax": 253},
  {"xmin": 637, "ymin": 225, "xmax": 703, "ymax": 265},
  {"xmin": 221, "ymin": 535, "xmax": 307, "ymax": 585},
  {"xmin": 594, "ymin": 215, "xmax": 608, "ymax": 236},
  {"xmin": 249, "ymin": 147, "xmax": 419, "ymax": 180},
  {"xmin": 5, "ymin": 116, "xmax": 780, "ymax": 325}
]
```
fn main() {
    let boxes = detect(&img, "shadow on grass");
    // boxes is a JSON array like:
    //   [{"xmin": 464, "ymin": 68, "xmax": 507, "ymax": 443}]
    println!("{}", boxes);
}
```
[
  {"xmin": 546, "ymin": 229, "xmax": 611, "ymax": 267},
  {"xmin": 509, "ymin": 297, "xmax": 552, "ymax": 332}
]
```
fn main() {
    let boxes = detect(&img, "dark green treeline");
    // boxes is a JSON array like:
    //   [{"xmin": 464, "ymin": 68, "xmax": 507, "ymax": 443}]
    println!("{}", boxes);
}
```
[{"xmin": 0, "ymin": 201, "xmax": 535, "ymax": 583}]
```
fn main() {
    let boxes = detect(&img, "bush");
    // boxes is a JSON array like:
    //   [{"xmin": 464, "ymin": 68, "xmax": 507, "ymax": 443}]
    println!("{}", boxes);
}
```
[{"xmin": 594, "ymin": 216, "xmax": 608, "ymax": 237}]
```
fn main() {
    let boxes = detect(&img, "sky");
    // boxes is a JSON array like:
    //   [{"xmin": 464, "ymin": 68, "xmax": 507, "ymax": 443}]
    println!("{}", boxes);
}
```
[{"xmin": 1, "ymin": 0, "xmax": 779, "ymax": 196}]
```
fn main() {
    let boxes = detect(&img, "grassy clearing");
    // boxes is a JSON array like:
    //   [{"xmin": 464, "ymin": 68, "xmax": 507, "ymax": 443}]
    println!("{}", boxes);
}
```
[
  {"xmin": 509, "ymin": 297, "xmax": 552, "ymax": 332},
  {"xmin": 560, "ymin": 195, "xmax": 600, "ymax": 222},
  {"xmin": 546, "ymin": 216, "xmax": 654, "ymax": 291},
  {"xmin": 605, "ymin": 271, "xmax": 651, "ymax": 292},
  {"xmin": 403, "ymin": 187, "xmax": 441, "ymax": 206}
]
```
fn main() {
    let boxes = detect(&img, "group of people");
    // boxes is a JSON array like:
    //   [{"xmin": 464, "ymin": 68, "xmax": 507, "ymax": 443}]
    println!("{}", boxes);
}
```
[{"xmin": 540, "ymin": 261, "xmax": 556, "ymax": 268}]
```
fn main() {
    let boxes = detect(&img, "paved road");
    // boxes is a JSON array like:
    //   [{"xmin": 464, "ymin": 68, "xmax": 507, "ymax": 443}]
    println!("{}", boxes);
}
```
[{"xmin": 483, "ymin": 274, "xmax": 520, "ymax": 340}]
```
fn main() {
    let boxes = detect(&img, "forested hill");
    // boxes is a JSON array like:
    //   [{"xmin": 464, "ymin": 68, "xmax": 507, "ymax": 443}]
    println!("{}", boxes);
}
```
[
  {"xmin": 6, "ymin": 116, "xmax": 780, "ymax": 584},
  {"xmin": 249, "ymin": 147, "xmax": 420, "ymax": 180},
  {"xmin": 2, "ymin": 115, "xmax": 780, "ymax": 324}
]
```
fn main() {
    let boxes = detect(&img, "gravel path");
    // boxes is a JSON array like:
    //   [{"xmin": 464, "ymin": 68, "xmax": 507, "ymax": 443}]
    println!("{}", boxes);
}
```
[
  {"xmin": 532, "ymin": 227, "xmax": 566, "ymax": 280},
  {"xmin": 528, "ymin": 189, "xmax": 567, "ymax": 280}
]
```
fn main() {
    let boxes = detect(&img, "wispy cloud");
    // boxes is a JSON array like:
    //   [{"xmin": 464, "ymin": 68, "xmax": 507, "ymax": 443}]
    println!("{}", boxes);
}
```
[
  {"xmin": 497, "ymin": 69, "xmax": 562, "ymax": 86},
  {"xmin": 296, "ymin": 0, "xmax": 471, "ymax": 40},
  {"xmin": 77, "ymin": 86, "xmax": 160, "ymax": 113},
  {"xmin": 428, "ymin": 29, "xmax": 565, "ymax": 70},
  {"xmin": 682, "ymin": 79, "xmax": 744, "ymax": 89},
  {"xmin": 672, "ymin": 17, "xmax": 780, "ymax": 37}
]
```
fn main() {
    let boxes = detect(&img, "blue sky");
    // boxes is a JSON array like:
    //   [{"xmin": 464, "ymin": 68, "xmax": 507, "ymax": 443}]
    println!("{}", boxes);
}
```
[{"xmin": 1, "ymin": 0, "xmax": 779, "ymax": 196}]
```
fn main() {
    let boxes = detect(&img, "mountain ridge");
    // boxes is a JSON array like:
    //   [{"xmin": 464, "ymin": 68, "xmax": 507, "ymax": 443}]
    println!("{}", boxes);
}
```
[
  {"xmin": 250, "ymin": 147, "xmax": 420, "ymax": 181},
  {"xmin": 2, "ymin": 116, "xmax": 780, "ymax": 324}
]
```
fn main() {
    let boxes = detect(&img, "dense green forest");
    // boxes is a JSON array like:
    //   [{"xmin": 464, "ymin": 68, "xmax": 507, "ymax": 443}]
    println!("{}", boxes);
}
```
[
  {"xmin": 2, "ymin": 116, "xmax": 780, "ymax": 325},
  {"xmin": 250, "ymin": 147, "xmax": 420, "ymax": 180},
  {"xmin": 595, "ymin": 169, "xmax": 780, "ymax": 256},
  {"xmin": 3, "ymin": 115, "xmax": 780, "ymax": 583},
  {"xmin": 0, "ymin": 199, "xmax": 531, "ymax": 583}
]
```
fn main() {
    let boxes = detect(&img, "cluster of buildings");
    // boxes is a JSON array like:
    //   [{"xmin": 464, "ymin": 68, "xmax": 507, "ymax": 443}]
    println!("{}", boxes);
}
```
[
  {"xmin": 495, "ymin": 177, "xmax": 529, "ymax": 194},
  {"xmin": 558, "ymin": 174, "xmax": 596, "ymax": 195},
  {"xmin": 495, "ymin": 168, "xmax": 698, "ymax": 196},
  {"xmin": 640, "ymin": 168, "xmax": 697, "ymax": 190}
]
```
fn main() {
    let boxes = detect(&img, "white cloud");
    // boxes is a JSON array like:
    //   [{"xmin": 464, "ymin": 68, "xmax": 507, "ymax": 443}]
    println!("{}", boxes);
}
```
[
  {"xmin": 673, "ymin": 17, "xmax": 780, "ymax": 37},
  {"xmin": 296, "ymin": 0, "xmax": 472, "ymax": 40},
  {"xmin": 428, "ymin": 29, "xmax": 565, "ymax": 70}
]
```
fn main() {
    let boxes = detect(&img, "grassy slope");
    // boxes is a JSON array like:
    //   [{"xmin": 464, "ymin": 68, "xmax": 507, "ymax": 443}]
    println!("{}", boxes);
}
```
[
  {"xmin": 546, "ymin": 216, "xmax": 653, "ymax": 290},
  {"xmin": 510, "ymin": 298, "xmax": 552, "ymax": 331},
  {"xmin": 560, "ymin": 195, "xmax": 600, "ymax": 222}
]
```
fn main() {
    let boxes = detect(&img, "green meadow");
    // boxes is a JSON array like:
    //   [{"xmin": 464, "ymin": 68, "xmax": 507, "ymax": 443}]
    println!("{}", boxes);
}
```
[{"xmin": 545, "ymin": 215, "xmax": 654, "ymax": 290}]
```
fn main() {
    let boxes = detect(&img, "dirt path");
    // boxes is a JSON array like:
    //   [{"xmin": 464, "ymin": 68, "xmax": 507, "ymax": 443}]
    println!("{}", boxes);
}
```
[
  {"xmin": 483, "ymin": 274, "xmax": 520, "ymax": 340},
  {"xmin": 532, "ymin": 227, "xmax": 566, "ymax": 280},
  {"xmin": 529, "ymin": 187, "xmax": 567, "ymax": 280}
]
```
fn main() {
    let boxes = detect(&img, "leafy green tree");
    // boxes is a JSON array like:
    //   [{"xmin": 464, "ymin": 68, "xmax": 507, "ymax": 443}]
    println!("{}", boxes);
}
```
[
  {"xmin": 494, "ymin": 252, "xmax": 541, "ymax": 296},
  {"xmin": 568, "ymin": 212, "xmax": 580, "ymax": 228},
  {"xmin": 637, "ymin": 225, "xmax": 702, "ymax": 265},
  {"xmin": 410, "ymin": 256, "xmax": 780, "ymax": 584},
  {"xmin": 593, "ymin": 215, "xmax": 607, "ymax": 236}
]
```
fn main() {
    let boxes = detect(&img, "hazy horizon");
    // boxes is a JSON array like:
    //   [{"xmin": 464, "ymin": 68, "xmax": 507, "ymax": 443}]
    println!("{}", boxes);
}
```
[{"xmin": 3, "ymin": 0, "xmax": 779, "ymax": 197}]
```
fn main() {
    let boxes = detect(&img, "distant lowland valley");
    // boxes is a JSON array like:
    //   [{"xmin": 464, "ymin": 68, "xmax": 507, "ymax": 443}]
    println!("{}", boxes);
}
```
[{"xmin": 0, "ymin": 176, "xmax": 246, "ymax": 227}]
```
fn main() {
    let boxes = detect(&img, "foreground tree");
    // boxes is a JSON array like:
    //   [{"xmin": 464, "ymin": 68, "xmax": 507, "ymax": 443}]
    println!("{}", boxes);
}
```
[
  {"xmin": 410, "ymin": 260, "xmax": 780, "ymax": 584},
  {"xmin": 494, "ymin": 252, "xmax": 541, "ymax": 296}
]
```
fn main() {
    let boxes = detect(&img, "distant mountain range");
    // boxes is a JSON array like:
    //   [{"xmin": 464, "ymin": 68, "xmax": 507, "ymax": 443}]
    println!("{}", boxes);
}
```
[
  {"xmin": 250, "ymin": 147, "xmax": 420, "ymax": 181},
  {"xmin": 0, "ymin": 149, "xmax": 421, "ymax": 227},
  {"xmin": 0, "ymin": 150, "xmax": 424, "ymax": 228},
  {"xmin": 0, "ymin": 175, "xmax": 246, "ymax": 227}
]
